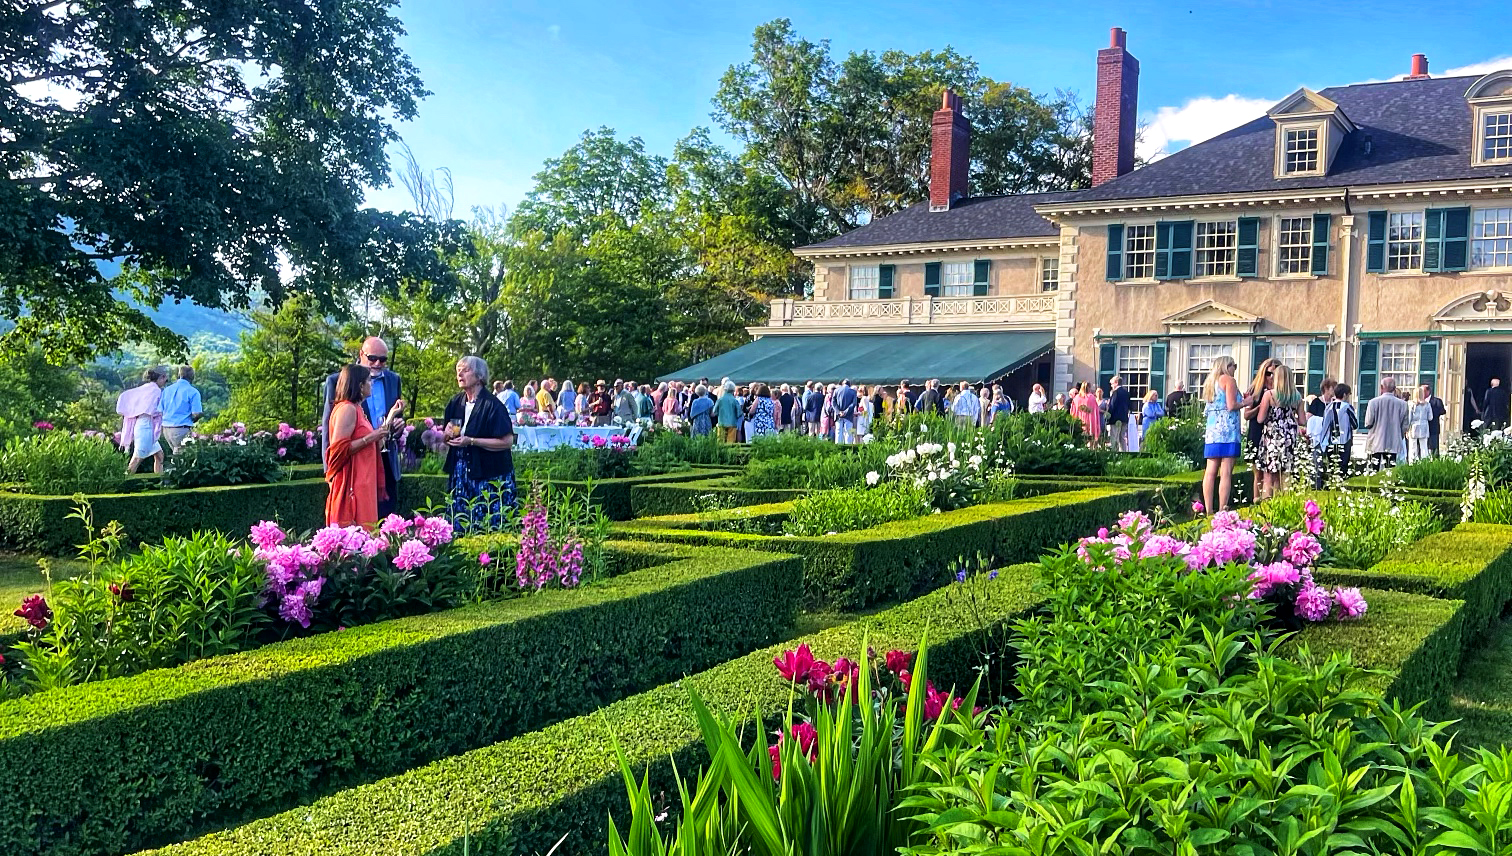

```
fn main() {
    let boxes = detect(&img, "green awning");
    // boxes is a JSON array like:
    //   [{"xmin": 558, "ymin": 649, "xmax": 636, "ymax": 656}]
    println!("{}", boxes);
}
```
[{"xmin": 658, "ymin": 331, "xmax": 1054, "ymax": 386}]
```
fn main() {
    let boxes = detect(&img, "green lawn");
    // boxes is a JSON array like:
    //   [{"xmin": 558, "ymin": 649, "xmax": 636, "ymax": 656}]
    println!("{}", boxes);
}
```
[
  {"xmin": 1446, "ymin": 617, "xmax": 1512, "ymax": 751},
  {"xmin": 0, "ymin": 554, "xmax": 89, "ymax": 636}
]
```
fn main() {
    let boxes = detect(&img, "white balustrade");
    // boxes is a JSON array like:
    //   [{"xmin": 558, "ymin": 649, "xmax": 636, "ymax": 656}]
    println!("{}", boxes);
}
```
[{"xmin": 768, "ymin": 295, "xmax": 1056, "ymax": 328}]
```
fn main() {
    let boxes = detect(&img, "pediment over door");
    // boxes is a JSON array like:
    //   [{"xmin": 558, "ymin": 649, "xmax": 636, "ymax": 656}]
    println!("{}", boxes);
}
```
[
  {"xmin": 1163, "ymin": 300, "xmax": 1262, "ymax": 335},
  {"xmin": 1433, "ymin": 290, "xmax": 1512, "ymax": 331}
]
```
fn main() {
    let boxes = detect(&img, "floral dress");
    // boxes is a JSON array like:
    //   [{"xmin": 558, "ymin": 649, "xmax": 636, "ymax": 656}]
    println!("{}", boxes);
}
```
[
  {"xmin": 1256, "ymin": 398, "xmax": 1299, "ymax": 474},
  {"xmin": 750, "ymin": 396, "xmax": 778, "ymax": 438}
]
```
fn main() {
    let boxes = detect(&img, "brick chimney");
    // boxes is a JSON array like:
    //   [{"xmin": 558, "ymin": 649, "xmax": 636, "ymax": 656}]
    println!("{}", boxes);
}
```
[
  {"xmin": 1092, "ymin": 27, "xmax": 1139, "ymax": 187},
  {"xmin": 929, "ymin": 89, "xmax": 971, "ymax": 212},
  {"xmin": 1406, "ymin": 53, "xmax": 1430, "ymax": 79}
]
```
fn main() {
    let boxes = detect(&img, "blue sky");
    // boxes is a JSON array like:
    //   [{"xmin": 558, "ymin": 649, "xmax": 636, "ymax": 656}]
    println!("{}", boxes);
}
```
[{"xmin": 363, "ymin": 0, "xmax": 1512, "ymax": 217}]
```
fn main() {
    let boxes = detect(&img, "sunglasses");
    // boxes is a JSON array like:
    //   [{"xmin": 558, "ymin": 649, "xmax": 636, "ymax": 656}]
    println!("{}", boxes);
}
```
[{"xmin": 363, "ymin": 354, "xmax": 388, "ymax": 365}]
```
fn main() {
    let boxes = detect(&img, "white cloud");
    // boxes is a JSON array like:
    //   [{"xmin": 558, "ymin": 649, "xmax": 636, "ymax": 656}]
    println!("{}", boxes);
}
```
[
  {"xmin": 1138, "ymin": 94, "xmax": 1274, "ymax": 162},
  {"xmin": 1437, "ymin": 56, "xmax": 1512, "ymax": 78}
]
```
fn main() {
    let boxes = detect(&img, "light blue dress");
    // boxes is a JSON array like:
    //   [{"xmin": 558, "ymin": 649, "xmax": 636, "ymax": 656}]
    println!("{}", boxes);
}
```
[{"xmin": 1204, "ymin": 387, "xmax": 1241, "ymax": 459}]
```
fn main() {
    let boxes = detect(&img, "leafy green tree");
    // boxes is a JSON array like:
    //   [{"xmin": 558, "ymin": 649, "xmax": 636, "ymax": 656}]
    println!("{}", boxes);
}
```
[
  {"xmin": 221, "ymin": 296, "xmax": 346, "ymax": 430},
  {"xmin": 0, "ymin": 0, "xmax": 434, "ymax": 361},
  {"xmin": 0, "ymin": 348, "xmax": 81, "ymax": 439},
  {"xmin": 511, "ymin": 128, "xmax": 670, "ymax": 239}
]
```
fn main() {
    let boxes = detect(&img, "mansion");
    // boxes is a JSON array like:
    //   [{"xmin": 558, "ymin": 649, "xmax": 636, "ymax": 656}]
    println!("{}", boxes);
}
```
[{"xmin": 666, "ymin": 30, "xmax": 1512, "ymax": 433}]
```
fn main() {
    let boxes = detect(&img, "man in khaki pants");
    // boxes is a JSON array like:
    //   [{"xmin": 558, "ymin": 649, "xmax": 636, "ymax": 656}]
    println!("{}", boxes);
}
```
[{"xmin": 159, "ymin": 365, "xmax": 204, "ymax": 453}]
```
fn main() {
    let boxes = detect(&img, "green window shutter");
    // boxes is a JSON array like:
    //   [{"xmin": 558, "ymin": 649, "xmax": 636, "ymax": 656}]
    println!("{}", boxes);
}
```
[
  {"xmin": 1149, "ymin": 340, "xmax": 1168, "ymax": 398},
  {"xmin": 924, "ymin": 261, "xmax": 941, "ymax": 297},
  {"xmin": 1311, "ymin": 213, "xmax": 1331, "ymax": 275},
  {"xmin": 1357, "ymin": 340, "xmax": 1379, "ymax": 401},
  {"xmin": 1098, "ymin": 343, "xmax": 1118, "ymax": 393},
  {"xmin": 973, "ymin": 259, "xmax": 991, "ymax": 296},
  {"xmin": 1418, "ymin": 338, "xmax": 1441, "ymax": 391},
  {"xmin": 1424, "ymin": 208, "xmax": 1444, "ymax": 271},
  {"xmin": 1251, "ymin": 338, "xmax": 1271, "ymax": 374},
  {"xmin": 1106, "ymin": 224, "xmax": 1124, "ymax": 281},
  {"xmin": 1236, "ymin": 217, "xmax": 1260, "ymax": 277},
  {"xmin": 1443, "ymin": 207, "xmax": 1470, "ymax": 271},
  {"xmin": 1366, "ymin": 211, "xmax": 1387, "ymax": 273},
  {"xmin": 1169, "ymin": 221, "xmax": 1194, "ymax": 279},
  {"xmin": 877, "ymin": 264, "xmax": 895, "ymax": 299},
  {"xmin": 1154, "ymin": 222, "xmax": 1171, "ymax": 279},
  {"xmin": 1307, "ymin": 338, "xmax": 1327, "ymax": 396}
]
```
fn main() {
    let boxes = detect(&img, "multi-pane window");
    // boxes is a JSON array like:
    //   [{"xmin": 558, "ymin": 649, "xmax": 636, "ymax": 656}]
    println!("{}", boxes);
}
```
[
  {"xmin": 1117, "ymin": 344, "xmax": 1152, "ymax": 399},
  {"xmin": 848, "ymin": 265, "xmax": 879, "ymax": 300},
  {"xmin": 1271, "ymin": 341, "xmax": 1309, "ymax": 399},
  {"xmin": 1040, "ymin": 257, "xmax": 1060, "ymax": 292},
  {"xmin": 1380, "ymin": 343, "xmax": 1417, "ymax": 394},
  {"xmin": 1195, "ymin": 220, "xmax": 1238, "ymax": 277},
  {"xmin": 1284, "ymin": 128, "xmax": 1319, "ymax": 174},
  {"xmin": 1187, "ymin": 343, "xmax": 1234, "ymax": 395},
  {"xmin": 1387, "ymin": 211, "xmax": 1424, "ymax": 272},
  {"xmin": 941, "ymin": 261, "xmax": 973, "ymax": 297},
  {"xmin": 1124, "ymin": 224, "xmax": 1156, "ymax": 279},
  {"xmin": 1485, "ymin": 112, "xmax": 1512, "ymax": 161},
  {"xmin": 1474, "ymin": 207, "xmax": 1512, "ymax": 268},
  {"xmin": 1277, "ymin": 216, "xmax": 1314, "ymax": 275}
]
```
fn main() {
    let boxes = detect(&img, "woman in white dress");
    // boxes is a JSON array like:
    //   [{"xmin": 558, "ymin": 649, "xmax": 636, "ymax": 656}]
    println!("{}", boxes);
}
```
[
  {"xmin": 117, "ymin": 367, "xmax": 168, "ymax": 475},
  {"xmin": 855, "ymin": 384, "xmax": 874, "ymax": 439}
]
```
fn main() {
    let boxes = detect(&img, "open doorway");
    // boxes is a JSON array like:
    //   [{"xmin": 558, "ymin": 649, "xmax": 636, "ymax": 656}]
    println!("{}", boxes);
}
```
[{"xmin": 1464, "ymin": 342, "xmax": 1512, "ymax": 431}]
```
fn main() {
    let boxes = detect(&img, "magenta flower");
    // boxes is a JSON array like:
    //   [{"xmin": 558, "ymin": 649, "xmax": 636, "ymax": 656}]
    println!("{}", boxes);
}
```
[
  {"xmin": 884, "ymin": 649, "xmax": 912, "ymax": 675},
  {"xmin": 379, "ymin": 514, "xmax": 413, "ymax": 536},
  {"xmin": 15, "ymin": 594, "xmax": 51, "ymax": 629},
  {"xmin": 774, "ymin": 644, "xmax": 817, "ymax": 683},
  {"xmin": 360, "ymin": 536, "xmax": 385, "ymax": 558},
  {"xmin": 1192, "ymin": 500, "xmax": 1205, "ymax": 514},
  {"xmin": 1333, "ymin": 587, "xmax": 1368, "ymax": 619},
  {"xmin": 249, "ymin": 521, "xmax": 287, "ymax": 550},
  {"xmin": 393, "ymin": 539, "xmax": 434, "ymax": 571},
  {"xmin": 1294, "ymin": 583, "xmax": 1334, "ymax": 622},
  {"xmin": 417, "ymin": 516, "xmax": 454, "ymax": 547},
  {"xmin": 478, "ymin": 552, "xmax": 492, "ymax": 566},
  {"xmin": 311, "ymin": 526, "xmax": 348, "ymax": 559}
]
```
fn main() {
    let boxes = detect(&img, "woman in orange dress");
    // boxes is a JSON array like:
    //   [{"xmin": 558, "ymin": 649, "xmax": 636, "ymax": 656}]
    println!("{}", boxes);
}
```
[{"xmin": 325, "ymin": 364, "xmax": 402, "ymax": 527}]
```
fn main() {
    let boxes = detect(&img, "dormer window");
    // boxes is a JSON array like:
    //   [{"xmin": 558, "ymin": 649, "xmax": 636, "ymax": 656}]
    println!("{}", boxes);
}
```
[
  {"xmin": 1284, "ymin": 128, "xmax": 1319, "ymax": 174},
  {"xmin": 1467, "ymin": 69, "xmax": 1512, "ymax": 167},
  {"xmin": 1267, "ymin": 88, "xmax": 1355, "ymax": 179}
]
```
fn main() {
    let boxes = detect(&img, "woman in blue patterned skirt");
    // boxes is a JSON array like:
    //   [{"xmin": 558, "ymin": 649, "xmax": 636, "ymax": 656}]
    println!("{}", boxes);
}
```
[{"xmin": 443, "ymin": 356, "xmax": 517, "ymax": 533}]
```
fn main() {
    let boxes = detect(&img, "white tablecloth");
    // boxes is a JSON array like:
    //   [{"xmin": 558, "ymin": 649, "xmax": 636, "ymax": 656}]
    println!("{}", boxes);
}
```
[{"xmin": 513, "ymin": 425, "xmax": 634, "ymax": 451}]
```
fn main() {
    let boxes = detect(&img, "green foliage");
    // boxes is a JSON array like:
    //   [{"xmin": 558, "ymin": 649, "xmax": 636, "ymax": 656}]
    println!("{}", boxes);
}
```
[
  {"xmin": 740, "ymin": 456, "xmax": 811, "ymax": 489},
  {"xmin": 0, "ymin": 349, "xmax": 81, "ymax": 442},
  {"xmin": 783, "ymin": 483, "xmax": 932, "ymax": 536},
  {"xmin": 1393, "ymin": 455, "xmax": 1469, "ymax": 491},
  {"xmin": 0, "ymin": 0, "xmax": 432, "ymax": 362},
  {"xmin": 805, "ymin": 442, "xmax": 893, "ymax": 489},
  {"xmin": 636, "ymin": 431, "xmax": 742, "ymax": 468},
  {"xmin": 629, "ymin": 478, "xmax": 807, "ymax": 517},
  {"xmin": 219, "ymin": 296, "xmax": 347, "ymax": 431},
  {"xmin": 516, "ymin": 445, "xmax": 636, "ymax": 482},
  {"xmin": 160, "ymin": 439, "xmax": 283, "ymax": 489},
  {"xmin": 0, "ymin": 433, "xmax": 125, "ymax": 495},
  {"xmin": 748, "ymin": 432, "xmax": 841, "ymax": 461},
  {"xmin": 1261, "ymin": 490, "xmax": 1443, "ymax": 569},
  {"xmin": 1140, "ymin": 402, "xmax": 1205, "ymax": 462},
  {"xmin": 1471, "ymin": 488, "xmax": 1512, "ymax": 525},
  {"xmin": 0, "ymin": 546, "xmax": 802, "ymax": 856},
  {"xmin": 1103, "ymin": 452, "xmax": 1194, "ymax": 478}
]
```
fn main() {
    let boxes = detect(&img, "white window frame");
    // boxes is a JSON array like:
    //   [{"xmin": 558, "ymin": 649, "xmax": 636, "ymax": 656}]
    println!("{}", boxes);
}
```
[
  {"xmin": 1194, "ymin": 220, "xmax": 1238, "ymax": 278},
  {"xmin": 1481, "ymin": 110, "xmax": 1512, "ymax": 163},
  {"xmin": 1186, "ymin": 342, "xmax": 1236, "ymax": 395},
  {"xmin": 1279, "ymin": 125, "xmax": 1323, "ymax": 176},
  {"xmin": 1387, "ymin": 211, "xmax": 1424, "ymax": 272},
  {"xmin": 1274, "ymin": 215, "xmax": 1314, "ymax": 276},
  {"xmin": 1473, "ymin": 207, "xmax": 1512, "ymax": 269},
  {"xmin": 1270, "ymin": 341, "xmax": 1310, "ymax": 400},
  {"xmin": 847, "ymin": 265, "xmax": 880, "ymax": 300},
  {"xmin": 940, "ymin": 261, "xmax": 973, "ymax": 297},
  {"xmin": 1040, "ymin": 256, "xmax": 1060, "ymax": 292},
  {"xmin": 1124, "ymin": 224, "xmax": 1156, "ymax": 280},
  {"xmin": 1379, "ymin": 342, "xmax": 1417, "ymax": 394},
  {"xmin": 1117, "ymin": 344, "xmax": 1152, "ymax": 399}
]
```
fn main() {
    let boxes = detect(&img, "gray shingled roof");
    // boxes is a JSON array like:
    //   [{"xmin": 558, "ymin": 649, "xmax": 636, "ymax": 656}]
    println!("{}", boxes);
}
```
[
  {"xmin": 800, "ymin": 190, "xmax": 1074, "ymax": 250},
  {"xmin": 802, "ymin": 73, "xmax": 1512, "ymax": 251},
  {"xmin": 1076, "ymin": 73, "xmax": 1512, "ymax": 202}
]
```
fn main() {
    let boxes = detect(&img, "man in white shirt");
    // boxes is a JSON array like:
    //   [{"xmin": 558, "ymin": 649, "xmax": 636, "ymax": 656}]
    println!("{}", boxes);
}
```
[{"xmin": 950, "ymin": 381, "xmax": 982, "ymax": 428}]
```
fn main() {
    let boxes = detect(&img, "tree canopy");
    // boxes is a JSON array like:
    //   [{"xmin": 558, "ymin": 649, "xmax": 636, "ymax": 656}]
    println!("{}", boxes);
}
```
[{"xmin": 0, "ymin": 0, "xmax": 437, "ymax": 361}]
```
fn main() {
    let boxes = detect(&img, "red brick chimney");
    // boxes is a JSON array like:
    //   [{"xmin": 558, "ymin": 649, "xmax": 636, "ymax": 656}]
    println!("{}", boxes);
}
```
[
  {"xmin": 1407, "ymin": 53, "xmax": 1430, "ymax": 79},
  {"xmin": 1093, "ymin": 27, "xmax": 1139, "ymax": 187},
  {"xmin": 930, "ymin": 89, "xmax": 970, "ymax": 212}
]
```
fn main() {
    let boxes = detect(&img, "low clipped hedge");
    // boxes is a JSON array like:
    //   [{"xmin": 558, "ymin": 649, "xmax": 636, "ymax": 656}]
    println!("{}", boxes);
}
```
[
  {"xmin": 1314, "ymin": 523, "xmax": 1512, "ymax": 647},
  {"xmin": 0, "ymin": 544, "xmax": 801, "ymax": 856},
  {"xmin": 1289, "ymin": 587, "xmax": 1465, "ymax": 711},
  {"xmin": 142, "ymin": 566, "xmax": 1047, "ymax": 856},
  {"xmin": 616, "ymin": 487, "xmax": 1148, "ymax": 609},
  {"xmin": 456, "ymin": 467, "xmax": 733, "ymax": 521},
  {"xmin": 630, "ymin": 476, "xmax": 809, "ymax": 517}
]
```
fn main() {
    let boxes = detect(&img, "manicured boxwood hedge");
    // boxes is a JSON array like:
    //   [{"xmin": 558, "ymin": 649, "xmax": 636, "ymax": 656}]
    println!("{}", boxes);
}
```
[
  {"xmin": 142, "ymin": 566, "xmax": 1047, "ymax": 856},
  {"xmin": 0, "ymin": 545, "xmax": 801, "ymax": 856},
  {"xmin": 630, "ymin": 476, "xmax": 809, "ymax": 517},
  {"xmin": 449, "ymin": 467, "xmax": 732, "ymax": 521},
  {"xmin": 616, "ymin": 487, "xmax": 1148, "ymax": 609},
  {"xmin": 1314, "ymin": 523, "xmax": 1512, "ymax": 647},
  {"xmin": 1289, "ymin": 587, "xmax": 1465, "ymax": 711}
]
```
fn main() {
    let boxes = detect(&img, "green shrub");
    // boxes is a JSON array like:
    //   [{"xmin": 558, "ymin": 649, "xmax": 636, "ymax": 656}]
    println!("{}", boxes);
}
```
[
  {"xmin": 141, "ymin": 565, "xmax": 1046, "ymax": 856},
  {"xmin": 1259, "ymin": 490, "xmax": 1442, "ymax": 569},
  {"xmin": 805, "ymin": 442, "xmax": 892, "ymax": 489},
  {"xmin": 1139, "ymin": 404, "xmax": 1204, "ymax": 462},
  {"xmin": 629, "ymin": 478, "xmax": 807, "ymax": 517},
  {"xmin": 515, "ymin": 443, "xmax": 636, "ymax": 482},
  {"xmin": 0, "ymin": 545, "xmax": 800, "ymax": 856},
  {"xmin": 0, "ymin": 433, "xmax": 125, "ymax": 495},
  {"xmin": 748, "ymin": 432, "xmax": 842, "ymax": 461},
  {"xmin": 636, "ymin": 431, "xmax": 741, "ymax": 467},
  {"xmin": 1472, "ymin": 487, "xmax": 1512, "ymax": 524},
  {"xmin": 1102, "ymin": 452, "xmax": 1193, "ymax": 478},
  {"xmin": 1393, "ymin": 455, "xmax": 1469, "ymax": 491},
  {"xmin": 161, "ymin": 439, "xmax": 283, "ymax": 488},
  {"xmin": 783, "ymin": 483, "xmax": 931, "ymax": 536},
  {"xmin": 740, "ymin": 456, "xmax": 811, "ymax": 489}
]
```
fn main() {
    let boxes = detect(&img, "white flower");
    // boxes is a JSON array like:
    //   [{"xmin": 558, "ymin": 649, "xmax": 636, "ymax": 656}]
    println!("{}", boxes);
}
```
[
  {"xmin": 236, "ymin": 439, "xmax": 247, "ymax": 446},
  {"xmin": 947, "ymin": 442, "xmax": 957, "ymax": 457},
  {"xmin": 1473, "ymin": 419, "xmax": 1486, "ymax": 429},
  {"xmin": 865, "ymin": 471, "xmax": 881, "ymax": 486},
  {"xmin": 928, "ymin": 471, "xmax": 939, "ymax": 481},
  {"xmin": 969, "ymin": 455, "xmax": 983, "ymax": 467}
]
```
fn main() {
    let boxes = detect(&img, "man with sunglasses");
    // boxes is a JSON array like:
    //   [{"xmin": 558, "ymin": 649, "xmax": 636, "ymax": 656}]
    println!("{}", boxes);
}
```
[{"xmin": 322, "ymin": 336, "xmax": 406, "ymax": 515}]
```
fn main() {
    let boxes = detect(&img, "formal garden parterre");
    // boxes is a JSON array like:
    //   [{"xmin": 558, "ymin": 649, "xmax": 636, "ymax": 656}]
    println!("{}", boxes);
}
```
[{"xmin": 2, "ymin": 414, "xmax": 1512, "ymax": 855}]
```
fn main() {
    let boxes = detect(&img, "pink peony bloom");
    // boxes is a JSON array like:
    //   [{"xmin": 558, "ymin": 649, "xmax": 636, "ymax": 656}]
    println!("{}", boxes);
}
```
[
  {"xmin": 1304, "ymin": 499, "xmax": 1321, "ymax": 518},
  {"xmin": 311, "ymin": 526, "xmax": 349, "ymax": 559},
  {"xmin": 360, "ymin": 536, "xmax": 386, "ymax": 559},
  {"xmin": 417, "ymin": 516, "xmax": 454, "ymax": 547},
  {"xmin": 379, "ymin": 514, "xmax": 413, "ymax": 536},
  {"xmin": 1192, "ymin": 500, "xmax": 1205, "ymax": 514},
  {"xmin": 1294, "ymin": 583, "xmax": 1334, "ymax": 622},
  {"xmin": 1283, "ymin": 532, "xmax": 1323, "ymax": 567},
  {"xmin": 1333, "ymin": 587, "xmax": 1368, "ymax": 619},
  {"xmin": 478, "ymin": 552, "xmax": 492, "ymax": 566},
  {"xmin": 249, "ymin": 521, "xmax": 287, "ymax": 550},
  {"xmin": 1306, "ymin": 516, "xmax": 1325, "ymax": 535},
  {"xmin": 1117, "ymin": 510, "xmax": 1151, "ymax": 535},
  {"xmin": 392, "ymin": 539, "xmax": 434, "ymax": 571},
  {"xmin": 14, "ymin": 594, "xmax": 51, "ymax": 629}
]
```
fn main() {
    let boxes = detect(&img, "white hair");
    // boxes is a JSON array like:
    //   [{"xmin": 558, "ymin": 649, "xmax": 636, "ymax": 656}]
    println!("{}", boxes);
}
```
[{"xmin": 457, "ymin": 355, "xmax": 489, "ymax": 386}]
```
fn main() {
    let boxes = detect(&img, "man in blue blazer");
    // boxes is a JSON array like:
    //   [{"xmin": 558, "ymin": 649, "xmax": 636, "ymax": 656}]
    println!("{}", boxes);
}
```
[{"xmin": 323, "ymin": 336, "xmax": 405, "ymax": 515}]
